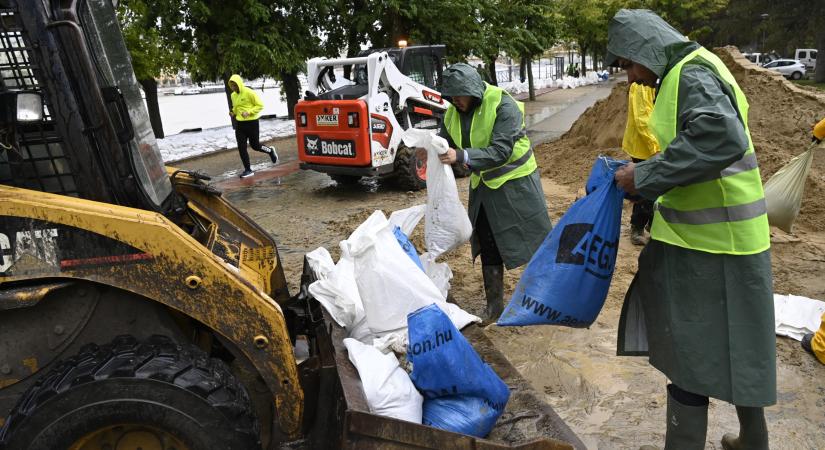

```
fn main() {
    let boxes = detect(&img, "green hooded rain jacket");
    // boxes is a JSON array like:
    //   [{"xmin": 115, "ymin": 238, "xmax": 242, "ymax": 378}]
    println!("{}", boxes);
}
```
[
  {"xmin": 609, "ymin": 9, "xmax": 776, "ymax": 407},
  {"xmin": 438, "ymin": 64, "xmax": 552, "ymax": 269}
]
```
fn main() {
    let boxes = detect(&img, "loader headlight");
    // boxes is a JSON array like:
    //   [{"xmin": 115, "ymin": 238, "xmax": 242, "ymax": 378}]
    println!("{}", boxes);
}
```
[
  {"xmin": 299, "ymin": 112, "xmax": 307, "ymax": 127},
  {"xmin": 347, "ymin": 112, "xmax": 359, "ymax": 128}
]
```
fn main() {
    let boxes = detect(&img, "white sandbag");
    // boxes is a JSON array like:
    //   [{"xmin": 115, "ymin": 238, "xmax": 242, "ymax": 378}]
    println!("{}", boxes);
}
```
[
  {"xmin": 774, "ymin": 293, "xmax": 825, "ymax": 340},
  {"xmin": 305, "ymin": 247, "xmax": 334, "ymax": 279},
  {"xmin": 389, "ymin": 204, "xmax": 426, "ymax": 236},
  {"xmin": 341, "ymin": 210, "xmax": 480, "ymax": 337},
  {"xmin": 402, "ymin": 129, "xmax": 473, "ymax": 258},
  {"xmin": 341, "ymin": 211, "xmax": 446, "ymax": 336},
  {"xmin": 344, "ymin": 338, "xmax": 423, "ymax": 423},
  {"xmin": 420, "ymin": 252, "xmax": 453, "ymax": 298},
  {"xmin": 308, "ymin": 255, "xmax": 366, "ymax": 330},
  {"xmin": 764, "ymin": 145, "xmax": 815, "ymax": 233}
]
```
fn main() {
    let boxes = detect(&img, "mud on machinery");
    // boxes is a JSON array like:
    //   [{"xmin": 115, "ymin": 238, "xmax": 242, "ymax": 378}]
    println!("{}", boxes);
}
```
[{"xmin": 0, "ymin": 1, "xmax": 581, "ymax": 448}]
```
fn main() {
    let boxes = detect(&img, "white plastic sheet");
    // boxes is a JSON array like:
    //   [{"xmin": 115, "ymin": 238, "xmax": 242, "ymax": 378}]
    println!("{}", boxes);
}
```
[
  {"xmin": 764, "ymin": 145, "xmax": 815, "ymax": 233},
  {"xmin": 774, "ymin": 293, "xmax": 825, "ymax": 340},
  {"xmin": 344, "ymin": 338, "xmax": 423, "ymax": 423},
  {"xmin": 402, "ymin": 129, "xmax": 472, "ymax": 258}
]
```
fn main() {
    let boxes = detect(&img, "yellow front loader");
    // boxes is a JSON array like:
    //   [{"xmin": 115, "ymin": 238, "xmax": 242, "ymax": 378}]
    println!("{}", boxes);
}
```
[{"xmin": 0, "ymin": 1, "xmax": 582, "ymax": 449}]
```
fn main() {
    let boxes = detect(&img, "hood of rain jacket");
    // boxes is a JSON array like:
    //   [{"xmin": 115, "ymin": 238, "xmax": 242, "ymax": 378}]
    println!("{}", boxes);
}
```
[
  {"xmin": 605, "ymin": 9, "xmax": 691, "ymax": 78},
  {"xmin": 441, "ymin": 63, "xmax": 486, "ymax": 100}
]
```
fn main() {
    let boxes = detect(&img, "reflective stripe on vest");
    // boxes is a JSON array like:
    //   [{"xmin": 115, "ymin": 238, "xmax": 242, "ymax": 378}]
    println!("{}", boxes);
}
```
[
  {"xmin": 444, "ymin": 84, "xmax": 537, "ymax": 189},
  {"xmin": 647, "ymin": 47, "xmax": 769, "ymax": 255}
]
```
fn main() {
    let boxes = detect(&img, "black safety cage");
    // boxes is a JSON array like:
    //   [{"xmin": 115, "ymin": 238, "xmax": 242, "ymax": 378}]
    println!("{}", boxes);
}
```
[{"xmin": 0, "ymin": 7, "xmax": 79, "ymax": 197}]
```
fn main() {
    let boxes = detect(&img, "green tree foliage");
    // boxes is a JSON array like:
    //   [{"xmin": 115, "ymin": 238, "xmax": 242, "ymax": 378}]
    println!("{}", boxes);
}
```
[
  {"xmin": 117, "ymin": 0, "xmax": 186, "ymax": 138},
  {"xmin": 183, "ymin": 0, "xmax": 325, "ymax": 119}
]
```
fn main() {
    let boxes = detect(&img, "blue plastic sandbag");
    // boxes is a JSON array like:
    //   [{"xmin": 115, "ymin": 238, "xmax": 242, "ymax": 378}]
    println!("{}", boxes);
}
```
[
  {"xmin": 393, "ymin": 225, "xmax": 424, "ymax": 270},
  {"xmin": 407, "ymin": 304, "xmax": 509, "ymax": 437},
  {"xmin": 497, "ymin": 157, "xmax": 626, "ymax": 327},
  {"xmin": 586, "ymin": 156, "xmax": 638, "ymax": 201}
]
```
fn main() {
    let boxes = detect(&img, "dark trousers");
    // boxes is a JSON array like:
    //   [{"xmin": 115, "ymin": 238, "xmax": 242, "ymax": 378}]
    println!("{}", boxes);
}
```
[
  {"xmin": 235, "ymin": 119, "xmax": 265, "ymax": 170},
  {"xmin": 631, "ymin": 157, "xmax": 654, "ymax": 230},
  {"xmin": 476, "ymin": 206, "xmax": 503, "ymax": 266}
]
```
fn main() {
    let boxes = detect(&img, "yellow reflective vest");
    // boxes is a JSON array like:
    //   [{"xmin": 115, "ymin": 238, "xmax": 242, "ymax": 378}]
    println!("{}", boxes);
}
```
[
  {"xmin": 444, "ymin": 84, "xmax": 536, "ymax": 189},
  {"xmin": 648, "ymin": 47, "xmax": 769, "ymax": 255}
]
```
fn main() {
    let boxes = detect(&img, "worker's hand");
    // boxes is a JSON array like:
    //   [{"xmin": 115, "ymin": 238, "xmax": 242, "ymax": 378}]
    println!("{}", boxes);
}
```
[
  {"xmin": 439, "ymin": 148, "xmax": 458, "ymax": 165},
  {"xmin": 228, "ymin": 111, "xmax": 235, "ymax": 117},
  {"xmin": 241, "ymin": 111, "xmax": 250, "ymax": 118},
  {"xmin": 614, "ymin": 162, "xmax": 638, "ymax": 196}
]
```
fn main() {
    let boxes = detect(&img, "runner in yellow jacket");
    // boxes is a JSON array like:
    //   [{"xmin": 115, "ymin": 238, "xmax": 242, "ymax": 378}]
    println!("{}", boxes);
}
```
[
  {"xmin": 621, "ymin": 83, "xmax": 659, "ymax": 245},
  {"xmin": 228, "ymin": 74, "xmax": 278, "ymax": 178}
]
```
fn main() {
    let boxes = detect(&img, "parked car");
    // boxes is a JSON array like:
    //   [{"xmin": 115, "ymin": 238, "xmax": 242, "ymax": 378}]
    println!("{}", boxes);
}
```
[
  {"xmin": 743, "ymin": 52, "xmax": 778, "ymax": 66},
  {"xmin": 763, "ymin": 59, "xmax": 807, "ymax": 80},
  {"xmin": 794, "ymin": 48, "xmax": 817, "ymax": 71}
]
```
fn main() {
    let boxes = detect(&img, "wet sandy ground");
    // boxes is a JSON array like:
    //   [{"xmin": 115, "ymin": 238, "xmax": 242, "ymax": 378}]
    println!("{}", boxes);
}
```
[{"xmin": 176, "ymin": 82, "xmax": 825, "ymax": 449}]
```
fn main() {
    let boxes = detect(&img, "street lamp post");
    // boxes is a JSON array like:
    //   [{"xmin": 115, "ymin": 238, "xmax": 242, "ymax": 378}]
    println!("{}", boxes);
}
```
[{"xmin": 760, "ymin": 13, "xmax": 769, "ymax": 53}]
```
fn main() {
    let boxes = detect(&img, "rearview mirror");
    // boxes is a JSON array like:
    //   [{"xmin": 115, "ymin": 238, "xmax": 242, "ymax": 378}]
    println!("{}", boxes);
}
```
[{"xmin": 16, "ymin": 93, "xmax": 43, "ymax": 122}]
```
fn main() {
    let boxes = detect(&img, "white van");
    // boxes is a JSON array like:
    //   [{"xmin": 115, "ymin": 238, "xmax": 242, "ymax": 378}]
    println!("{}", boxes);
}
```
[{"xmin": 795, "ymin": 49, "xmax": 817, "ymax": 70}]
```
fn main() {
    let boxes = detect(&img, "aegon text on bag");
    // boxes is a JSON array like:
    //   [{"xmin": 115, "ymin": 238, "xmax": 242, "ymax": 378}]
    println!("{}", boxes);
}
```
[{"xmin": 497, "ymin": 157, "xmax": 626, "ymax": 327}]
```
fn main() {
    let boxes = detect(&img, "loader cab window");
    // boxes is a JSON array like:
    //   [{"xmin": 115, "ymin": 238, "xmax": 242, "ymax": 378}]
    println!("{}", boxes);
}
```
[{"xmin": 402, "ymin": 54, "xmax": 441, "ymax": 90}]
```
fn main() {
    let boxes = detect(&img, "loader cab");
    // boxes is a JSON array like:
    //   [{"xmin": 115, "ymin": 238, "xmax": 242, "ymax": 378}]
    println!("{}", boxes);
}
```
[
  {"xmin": 359, "ymin": 45, "xmax": 446, "ymax": 90},
  {"xmin": 0, "ymin": 0, "xmax": 173, "ymax": 213}
]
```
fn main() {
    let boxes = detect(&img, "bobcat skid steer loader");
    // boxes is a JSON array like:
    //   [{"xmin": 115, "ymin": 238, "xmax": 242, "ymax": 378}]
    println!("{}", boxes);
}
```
[{"xmin": 296, "ymin": 46, "xmax": 459, "ymax": 190}]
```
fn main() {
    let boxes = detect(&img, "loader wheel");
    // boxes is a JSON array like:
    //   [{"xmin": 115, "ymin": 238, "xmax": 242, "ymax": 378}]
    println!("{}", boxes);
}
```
[
  {"xmin": 394, "ymin": 146, "xmax": 427, "ymax": 191},
  {"xmin": 0, "ymin": 335, "xmax": 260, "ymax": 450},
  {"xmin": 330, "ymin": 174, "xmax": 361, "ymax": 185}
]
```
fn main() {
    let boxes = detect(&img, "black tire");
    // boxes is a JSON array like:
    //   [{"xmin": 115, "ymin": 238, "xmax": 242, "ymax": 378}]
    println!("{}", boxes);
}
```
[
  {"xmin": 393, "ymin": 146, "xmax": 427, "ymax": 191},
  {"xmin": 791, "ymin": 71, "xmax": 803, "ymax": 80},
  {"xmin": 0, "ymin": 335, "xmax": 260, "ymax": 450},
  {"xmin": 451, "ymin": 162, "xmax": 471, "ymax": 178},
  {"xmin": 330, "ymin": 174, "xmax": 361, "ymax": 185}
]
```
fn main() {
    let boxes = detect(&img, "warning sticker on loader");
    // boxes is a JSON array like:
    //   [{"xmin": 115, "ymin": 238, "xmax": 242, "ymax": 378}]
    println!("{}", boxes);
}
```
[
  {"xmin": 304, "ymin": 135, "xmax": 356, "ymax": 158},
  {"xmin": 316, "ymin": 114, "xmax": 339, "ymax": 126}
]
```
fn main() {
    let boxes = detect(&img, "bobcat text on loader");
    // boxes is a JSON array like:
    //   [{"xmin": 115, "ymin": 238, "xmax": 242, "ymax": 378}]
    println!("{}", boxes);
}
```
[
  {"xmin": 0, "ymin": 1, "xmax": 581, "ymax": 448},
  {"xmin": 296, "ymin": 46, "xmax": 465, "ymax": 190}
]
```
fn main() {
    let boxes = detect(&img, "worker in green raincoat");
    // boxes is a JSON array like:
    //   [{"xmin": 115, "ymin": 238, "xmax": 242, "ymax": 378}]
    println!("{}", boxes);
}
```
[
  {"xmin": 436, "ymin": 63, "xmax": 552, "ymax": 320},
  {"xmin": 607, "ymin": 10, "xmax": 775, "ymax": 450}
]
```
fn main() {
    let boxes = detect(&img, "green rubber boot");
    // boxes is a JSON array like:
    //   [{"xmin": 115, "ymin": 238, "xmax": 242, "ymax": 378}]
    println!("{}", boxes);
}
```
[
  {"xmin": 640, "ymin": 386, "xmax": 708, "ymax": 450},
  {"xmin": 721, "ymin": 406, "xmax": 769, "ymax": 450}
]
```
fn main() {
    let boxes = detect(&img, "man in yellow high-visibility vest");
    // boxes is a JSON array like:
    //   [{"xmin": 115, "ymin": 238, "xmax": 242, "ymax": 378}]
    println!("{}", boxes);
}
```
[
  {"xmin": 436, "ymin": 63, "xmax": 552, "ymax": 321},
  {"xmin": 608, "ymin": 9, "xmax": 774, "ymax": 450}
]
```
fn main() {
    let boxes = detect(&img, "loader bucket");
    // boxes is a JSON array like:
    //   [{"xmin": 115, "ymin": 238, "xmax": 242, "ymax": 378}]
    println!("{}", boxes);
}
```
[{"xmin": 308, "ymin": 310, "xmax": 586, "ymax": 450}]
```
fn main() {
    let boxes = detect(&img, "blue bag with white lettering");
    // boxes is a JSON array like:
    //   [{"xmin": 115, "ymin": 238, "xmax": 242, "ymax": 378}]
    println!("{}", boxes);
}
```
[
  {"xmin": 407, "ymin": 304, "xmax": 509, "ymax": 437},
  {"xmin": 497, "ymin": 156, "xmax": 626, "ymax": 327}
]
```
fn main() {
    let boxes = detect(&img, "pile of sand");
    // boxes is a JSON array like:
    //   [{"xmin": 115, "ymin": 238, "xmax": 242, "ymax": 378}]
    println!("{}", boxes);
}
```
[{"xmin": 534, "ymin": 46, "xmax": 825, "ymax": 232}]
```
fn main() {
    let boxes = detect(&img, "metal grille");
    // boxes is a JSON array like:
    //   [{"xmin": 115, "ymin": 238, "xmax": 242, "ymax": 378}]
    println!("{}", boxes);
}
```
[{"xmin": 0, "ymin": 8, "xmax": 79, "ymax": 196}]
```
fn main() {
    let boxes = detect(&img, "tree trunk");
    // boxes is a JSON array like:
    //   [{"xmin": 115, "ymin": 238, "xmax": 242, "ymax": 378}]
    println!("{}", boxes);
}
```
[
  {"xmin": 527, "ymin": 56, "xmax": 535, "ymax": 101},
  {"xmin": 487, "ymin": 55, "xmax": 498, "ymax": 86},
  {"xmin": 519, "ymin": 56, "xmax": 527, "ymax": 83},
  {"xmin": 280, "ymin": 70, "xmax": 301, "ymax": 120},
  {"xmin": 138, "ymin": 78, "xmax": 164, "ymax": 138},
  {"xmin": 815, "ymin": 32, "xmax": 825, "ymax": 83},
  {"xmin": 343, "ymin": 0, "xmax": 365, "ymax": 80},
  {"xmin": 579, "ymin": 46, "xmax": 588, "ymax": 76},
  {"xmin": 223, "ymin": 72, "xmax": 236, "ymax": 130}
]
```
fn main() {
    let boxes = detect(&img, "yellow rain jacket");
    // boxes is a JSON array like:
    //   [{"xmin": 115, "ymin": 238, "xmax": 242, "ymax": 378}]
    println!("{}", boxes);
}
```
[
  {"xmin": 229, "ymin": 74, "xmax": 264, "ymax": 121},
  {"xmin": 812, "ymin": 312, "xmax": 825, "ymax": 364},
  {"xmin": 622, "ymin": 83, "xmax": 659, "ymax": 160}
]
